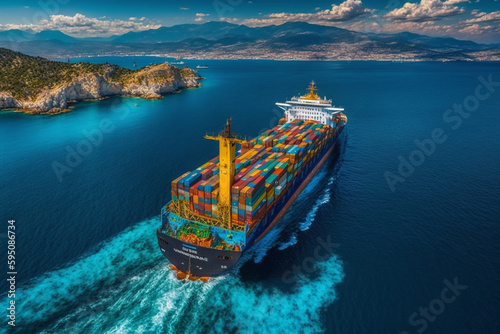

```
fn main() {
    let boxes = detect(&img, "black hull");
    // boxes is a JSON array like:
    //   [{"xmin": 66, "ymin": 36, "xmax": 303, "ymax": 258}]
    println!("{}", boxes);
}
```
[{"xmin": 157, "ymin": 232, "xmax": 242, "ymax": 277}]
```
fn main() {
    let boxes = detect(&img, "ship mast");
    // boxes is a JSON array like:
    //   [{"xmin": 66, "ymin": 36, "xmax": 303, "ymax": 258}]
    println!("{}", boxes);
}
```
[
  {"xmin": 302, "ymin": 81, "xmax": 320, "ymax": 100},
  {"xmin": 205, "ymin": 118, "xmax": 245, "ymax": 229}
]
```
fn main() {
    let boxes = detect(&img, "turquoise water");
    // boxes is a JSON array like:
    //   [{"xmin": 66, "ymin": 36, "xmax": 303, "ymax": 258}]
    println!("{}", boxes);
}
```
[{"xmin": 1, "ymin": 59, "xmax": 500, "ymax": 333}]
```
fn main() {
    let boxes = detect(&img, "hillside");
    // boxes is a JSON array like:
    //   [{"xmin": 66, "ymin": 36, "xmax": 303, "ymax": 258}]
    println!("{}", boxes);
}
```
[
  {"xmin": 0, "ymin": 22, "xmax": 498, "ymax": 61},
  {"xmin": 0, "ymin": 48, "xmax": 201, "ymax": 114}
]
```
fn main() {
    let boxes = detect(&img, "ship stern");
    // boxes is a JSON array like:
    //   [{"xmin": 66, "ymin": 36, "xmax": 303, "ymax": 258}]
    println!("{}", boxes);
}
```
[{"xmin": 157, "ymin": 231, "xmax": 242, "ymax": 277}]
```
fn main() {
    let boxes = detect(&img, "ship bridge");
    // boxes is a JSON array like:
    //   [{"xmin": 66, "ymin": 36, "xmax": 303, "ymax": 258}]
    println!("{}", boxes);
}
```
[{"xmin": 276, "ymin": 81, "xmax": 344, "ymax": 127}]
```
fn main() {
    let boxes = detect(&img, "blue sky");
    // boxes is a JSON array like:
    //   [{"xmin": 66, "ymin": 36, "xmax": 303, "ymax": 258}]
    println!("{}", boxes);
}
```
[{"xmin": 0, "ymin": 0, "xmax": 499, "ymax": 43}]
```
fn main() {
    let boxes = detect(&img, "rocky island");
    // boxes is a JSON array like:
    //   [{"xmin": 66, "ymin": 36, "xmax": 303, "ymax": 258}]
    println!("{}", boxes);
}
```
[{"xmin": 0, "ymin": 48, "xmax": 202, "ymax": 114}]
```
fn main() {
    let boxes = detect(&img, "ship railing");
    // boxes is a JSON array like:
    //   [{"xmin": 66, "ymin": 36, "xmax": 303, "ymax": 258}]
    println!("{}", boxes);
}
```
[
  {"xmin": 161, "ymin": 202, "xmax": 170, "ymax": 217},
  {"xmin": 160, "ymin": 202, "xmax": 172, "ymax": 230}
]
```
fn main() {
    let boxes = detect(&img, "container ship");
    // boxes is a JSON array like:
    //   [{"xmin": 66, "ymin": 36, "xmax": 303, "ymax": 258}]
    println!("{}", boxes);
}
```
[{"xmin": 157, "ymin": 82, "xmax": 347, "ymax": 280}]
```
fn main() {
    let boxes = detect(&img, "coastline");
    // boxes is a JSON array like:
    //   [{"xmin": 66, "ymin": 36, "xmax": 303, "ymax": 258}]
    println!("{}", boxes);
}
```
[
  {"xmin": 0, "ymin": 51, "xmax": 203, "ymax": 116},
  {"xmin": 0, "ymin": 88, "xmax": 199, "ymax": 115},
  {"xmin": 56, "ymin": 54, "xmax": 500, "ymax": 62}
]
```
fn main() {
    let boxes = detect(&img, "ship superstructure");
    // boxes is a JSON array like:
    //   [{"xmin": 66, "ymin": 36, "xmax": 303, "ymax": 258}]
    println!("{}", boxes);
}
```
[
  {"xmin": 276, "ymin": 81, "xmax": 344, "ymax": 127},
  {"xmin": 157, "ymin": 82, "xmax": 347, "ymax": 280}
]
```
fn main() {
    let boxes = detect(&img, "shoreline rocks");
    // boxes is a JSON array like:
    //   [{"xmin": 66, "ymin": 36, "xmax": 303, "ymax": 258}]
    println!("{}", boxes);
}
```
[{"xmin": 0, "ymin": 63, "xmax": 201, "ymax": 114}]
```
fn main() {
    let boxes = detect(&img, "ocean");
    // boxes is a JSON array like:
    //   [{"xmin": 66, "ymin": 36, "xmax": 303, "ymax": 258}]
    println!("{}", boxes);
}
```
[{"xmin": 1, "ymin": 58, "xmax": 499, "ymax": 333}]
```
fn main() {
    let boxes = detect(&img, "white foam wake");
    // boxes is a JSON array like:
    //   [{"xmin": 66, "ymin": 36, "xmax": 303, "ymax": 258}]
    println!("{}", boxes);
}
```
[
  {"xmin": 8, "ymin": 138, "xmax": 348, "ymax": 333},
  {"xmin": 4, "ymin": 212, "xmax": 343, "ymax": 334},
  {"xmin": 277, "ymin": 146, "xmax": 342, "ymax": 250},
  {"xmin": 300, "ymin": 185, "xmax": 332, "ymax": 232},
  {"xmin": 277, "ymin": 234, "xmax": 298, "ymax": 250}
]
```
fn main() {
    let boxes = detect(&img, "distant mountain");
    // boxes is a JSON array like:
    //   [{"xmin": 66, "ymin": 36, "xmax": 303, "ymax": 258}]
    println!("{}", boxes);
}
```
[
  {"xmin": 0, "ymin": 21, "xmax": 498, "ymax": 61},
  {"xmin": 114, "ymin": 21, "xmax": 362, "ymax": 44},
  {"xmin": 114, "ymin": 21, "xmax": 253, "ymax": 43},
  {"xmin": 113, "ymin": 21, "xmax": 489, "ymax": 51},
  {"xmin": 0, "ymin": 29, "xmax": 29, "ymax": 41},
  {"xmin": 0, "ymin": 29, "xmax": 77, "ymax": 43},
  {"xmin": 36, "ymin": 30, "xmax": 77, "ymax": 43},
  {"xmin": 79, "ymin": 35, "xmax": 121, "ymax": 42},
  {"xmin": 373, "ymin": 32, "xmax": 488, "ymax": 51}
]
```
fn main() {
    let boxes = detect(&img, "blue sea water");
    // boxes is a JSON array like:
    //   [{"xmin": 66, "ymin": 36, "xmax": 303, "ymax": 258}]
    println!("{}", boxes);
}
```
[{"xmin": 1, "ymin": 58, "xmax": 499, "ymax": 333}]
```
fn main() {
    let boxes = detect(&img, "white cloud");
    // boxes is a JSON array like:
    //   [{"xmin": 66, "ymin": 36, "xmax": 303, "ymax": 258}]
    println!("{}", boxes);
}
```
[
  {"xmin": 458, "ymin": 23, "xmax": 480, "ymax": 34},
  {"xmin": 466, "ymin": 11, "xmax": 500, "ymax": 23},
  {"xmin": 241, "ymin": 0, "xmax": 373, "ymax": 27},
  {"xmin": 219, "ymin": 17, "xmax": 240, "ymax": 23},
  {"xmin": 457, "ymin": 23, "xmax": 500, "ymax": 37},
  {"xmin": 323, "ymin": 0, "xmax": 374, "ymax": 21},
  {"xmin": 384, "ymin": 0, "xmax": 468, "ymax": 22},
  {"xmin": 0, "ymin": 13, "xmax": 161, "ymax": 37},
  {"xmin": 180, "ymin": 7, "xmax": 189, "ymax": 10},
  {"xmin": 341, "ymin": 13, "xmax": 500, "ymax": 44},
  {"xmin": 195, "ymin": 13, "xmax": 210, "ymax": 22}
]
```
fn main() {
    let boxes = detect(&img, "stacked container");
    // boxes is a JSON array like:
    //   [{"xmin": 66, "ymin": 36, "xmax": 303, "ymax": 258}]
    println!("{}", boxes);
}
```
[{"xmin": 170, "ymin": 119, "xmax": 336, "ymax": 231}]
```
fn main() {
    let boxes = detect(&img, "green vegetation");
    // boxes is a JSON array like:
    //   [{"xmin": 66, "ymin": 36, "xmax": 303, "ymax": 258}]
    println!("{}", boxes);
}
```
[
  {"xmin": 179, "ymin": 67, "xmax": 196, "ymax": 77},
  {"xmin": 0, "ymin": 48, "xmax": 196, "ymax": 101},
  {"xmin": 0, "ymin": 48, "xmax": 125, "ymax": 100}
]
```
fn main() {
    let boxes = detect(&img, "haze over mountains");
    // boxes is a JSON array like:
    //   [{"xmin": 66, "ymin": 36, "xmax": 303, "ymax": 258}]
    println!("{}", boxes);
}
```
[{"xmin": 1, "ymin": 21, "xmax": 498, "ymax": 61}]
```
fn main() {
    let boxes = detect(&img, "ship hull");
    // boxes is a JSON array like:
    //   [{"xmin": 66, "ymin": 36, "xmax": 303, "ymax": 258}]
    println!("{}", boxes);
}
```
[
  {"xmin": 255, "ymin": 137, "xmax": 336, "ymax": 244},
  {"xmin": 157, "ymin": 129, "xmax": 342, "ymax": 277},
  {"xmin": 157, "ymin": 232, "xmax": 242, "ymax": 277}
]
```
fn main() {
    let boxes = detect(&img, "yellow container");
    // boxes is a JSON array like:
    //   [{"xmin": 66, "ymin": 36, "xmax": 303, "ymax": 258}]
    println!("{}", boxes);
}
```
[{"xmin": 252, "ymin": 191, "xmax": 266, "ymax": 210}]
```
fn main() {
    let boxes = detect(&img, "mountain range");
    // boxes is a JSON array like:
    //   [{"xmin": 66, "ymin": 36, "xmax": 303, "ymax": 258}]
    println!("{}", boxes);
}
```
[{"xmin": 0, "ymin": 21, "xmax": 498, "ymax": 61}]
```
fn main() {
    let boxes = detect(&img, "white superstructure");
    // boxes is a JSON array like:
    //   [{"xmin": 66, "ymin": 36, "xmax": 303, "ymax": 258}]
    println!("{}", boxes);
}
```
[{"xmin": 276, "ymin": 81, "xmax": 344, "ymax": 128}]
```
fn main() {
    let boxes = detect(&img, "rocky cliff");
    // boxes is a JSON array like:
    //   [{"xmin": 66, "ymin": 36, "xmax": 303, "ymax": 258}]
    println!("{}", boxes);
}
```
[{"xmin": 0, "ymin": 48, "xmax": 201, "ymax": 114}]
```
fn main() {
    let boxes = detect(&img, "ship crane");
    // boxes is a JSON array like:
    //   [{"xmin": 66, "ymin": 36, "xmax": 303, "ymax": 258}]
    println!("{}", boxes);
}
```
[{"xmin": 205, "ymin": 118, "xmax": 245, "ymax": 230}]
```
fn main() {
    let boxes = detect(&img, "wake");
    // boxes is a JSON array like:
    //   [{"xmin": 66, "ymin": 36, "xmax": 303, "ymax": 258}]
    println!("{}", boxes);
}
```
[
  {"xmin": 8, "ymin": 137, "xmax": 347, "ymax": 334},
  {"xmin": 9, "ymin": 215, "xmax": 343, "ymax": 334},
  {"xmin": 8, "ymin": 216, "xmax": 342, "ymax": 334},
  {"xmin": 277, "ymin": 135, "xmax": 346, "ymax": 250}
]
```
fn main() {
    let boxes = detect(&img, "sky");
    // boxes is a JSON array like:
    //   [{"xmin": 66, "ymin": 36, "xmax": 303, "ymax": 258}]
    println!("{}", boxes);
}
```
[{"xmin": 0, "ymin": 0, "xmax": 498, "ymax": 43}]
